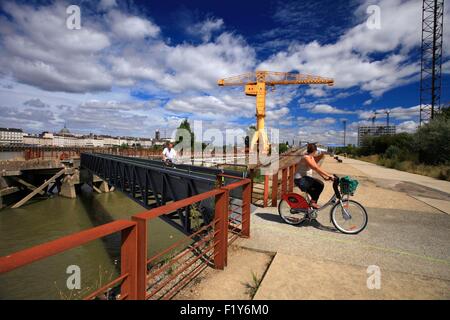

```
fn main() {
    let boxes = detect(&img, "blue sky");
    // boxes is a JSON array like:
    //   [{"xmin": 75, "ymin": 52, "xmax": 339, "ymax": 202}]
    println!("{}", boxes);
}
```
[{"xmin": 0, "ymin": 0, "xmax": 449, "ymax": 145}]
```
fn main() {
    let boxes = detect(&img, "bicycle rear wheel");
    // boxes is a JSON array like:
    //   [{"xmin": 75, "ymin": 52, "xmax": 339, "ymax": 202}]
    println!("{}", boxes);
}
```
[
  {"xmin": 278, "ymin": 199, "xmax": 308, "ymax": 225},
  {"xmin": 331, "ymin": 200, "xmax": 368, "ymax": 234}
]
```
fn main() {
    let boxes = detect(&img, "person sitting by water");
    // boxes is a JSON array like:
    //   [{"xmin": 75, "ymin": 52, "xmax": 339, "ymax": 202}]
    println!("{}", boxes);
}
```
[
  {"xmin": 162, "ymin": 142, "xmax": 177, "ymax": 163},
  {"xmin": 294, "ymin": 143, "xmax": 334, "ymax": 209}
]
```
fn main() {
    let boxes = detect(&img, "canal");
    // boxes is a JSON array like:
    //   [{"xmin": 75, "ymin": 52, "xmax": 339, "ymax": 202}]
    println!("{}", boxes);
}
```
[{"xmin": 0, "ymin": 186, "xmax": 186, "ymax": 299}]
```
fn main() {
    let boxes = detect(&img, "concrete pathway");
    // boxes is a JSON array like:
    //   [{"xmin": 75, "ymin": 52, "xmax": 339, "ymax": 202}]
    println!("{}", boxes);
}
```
[
  {"xmin": 240, "ymin": 156, "xmax": 450, "ymax": 299},
  {"xmin": 254, "ymin": 253, "xmax": 450, "ymax": 300}
]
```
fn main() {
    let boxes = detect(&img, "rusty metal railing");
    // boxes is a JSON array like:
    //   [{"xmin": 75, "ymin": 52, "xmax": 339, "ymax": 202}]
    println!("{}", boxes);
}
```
[
  {"xmin": 0, "ymin": 177, "xmax": 251, "ymax": 300},
  {"xmin": 132, "ymin": 177, "xmax": 251, "ymax": 300},
  {"xmin": 0, "ymin": 220, "xmax": 138, "ymax": 300}
]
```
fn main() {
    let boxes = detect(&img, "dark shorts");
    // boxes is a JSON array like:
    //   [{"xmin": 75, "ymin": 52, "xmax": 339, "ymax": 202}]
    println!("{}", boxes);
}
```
[{"xmin": 294, "ymin": 176, "xmax": 324, "ymax": 202}]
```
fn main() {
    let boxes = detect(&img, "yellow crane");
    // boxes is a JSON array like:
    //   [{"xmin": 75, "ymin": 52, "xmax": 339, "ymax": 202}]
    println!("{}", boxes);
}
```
[{"xmin": 218, "ymin": 71, "xmax": 334, "ymax": 153}]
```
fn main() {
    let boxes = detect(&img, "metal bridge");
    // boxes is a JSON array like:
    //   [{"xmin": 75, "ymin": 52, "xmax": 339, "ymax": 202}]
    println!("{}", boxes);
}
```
[{"xmin": 80, "ymin": 153, "xmax": 247, "ymax": 234}]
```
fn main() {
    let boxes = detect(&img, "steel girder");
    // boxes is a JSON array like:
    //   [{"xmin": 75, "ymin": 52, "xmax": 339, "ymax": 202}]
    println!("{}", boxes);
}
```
[{"xmin": 80, "ymin": 153, "xmax": 245, "ymax": 235}]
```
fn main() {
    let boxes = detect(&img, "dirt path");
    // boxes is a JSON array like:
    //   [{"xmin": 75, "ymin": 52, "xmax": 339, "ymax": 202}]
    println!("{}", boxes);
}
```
[{"xmin": 173, "ymin": 246, "xmax": 273, "ymax": 300}]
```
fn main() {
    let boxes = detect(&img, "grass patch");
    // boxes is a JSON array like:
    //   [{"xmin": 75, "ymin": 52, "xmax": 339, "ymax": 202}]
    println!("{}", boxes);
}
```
[
  {"xmin": 358, "ymin": 155, "xmax": 450, "ymax": 181},
  {"xmin": 244, "ymin": 271, "xmax": 262, "ymax": 299}
]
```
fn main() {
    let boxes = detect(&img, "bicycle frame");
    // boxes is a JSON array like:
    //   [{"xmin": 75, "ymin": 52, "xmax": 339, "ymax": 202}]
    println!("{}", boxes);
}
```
[{"xmin": 291, "ymin": 175, "xmax": 352, "ymax": 221}]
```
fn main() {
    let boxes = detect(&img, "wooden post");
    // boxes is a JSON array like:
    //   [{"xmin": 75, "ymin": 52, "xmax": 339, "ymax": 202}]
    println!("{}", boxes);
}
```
[
  {"xmin": 289, "ymin": 165, "xmax": 294, "ymax": 192},
  {"xmin": 263, "ymin": 175, "xmax": 269, "ymax": 207},
  {"xmin": 271, "ymin": 172, "xmax": 278, "ymax": 207},
  {"xmin": 281, "ymin": 168, "xmax": 287, "ymax": 195},
  {"xmin": 12, "ymin": 169, "xmax": 66, "ymax": 208}
]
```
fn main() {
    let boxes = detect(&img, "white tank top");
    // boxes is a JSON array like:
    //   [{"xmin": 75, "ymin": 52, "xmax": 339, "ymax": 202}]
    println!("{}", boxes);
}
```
[{"xmin": 295, "ymin": 155, "xmax": 313, "ymax": 179}]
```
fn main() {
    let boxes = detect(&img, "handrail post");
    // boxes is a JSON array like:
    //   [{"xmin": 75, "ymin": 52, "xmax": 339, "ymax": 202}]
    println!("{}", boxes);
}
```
[
  {"xmin": 133, "ymin": 217, "xmax": 147, "ymax": 300},
  {"xmin": 263, "ymin": 175, "xmax": 269, "ymax": 207},
  {"xmin": 120, "ymin": 224, "xmax": 138, "ymax": 300},
  {"xmin": 214, "ymin": 190, "xmax": 228, "ymax": 269},
  {"xmin": 271, "ymin": 172, "xmax": 278, "ymax": 207},
  {"xmin": 288, "ymin": 165, "xmax": 294, "ymax": 192},
  {"xmin": 241, "ymin": 180, "xmax": 251, "ymax": 238},
  {"xmin": 281, "ymin": 168, "xmax": 287, "ymax": 195}
]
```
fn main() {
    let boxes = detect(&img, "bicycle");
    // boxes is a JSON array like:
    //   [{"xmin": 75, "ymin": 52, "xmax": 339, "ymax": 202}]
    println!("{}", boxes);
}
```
[
  {"xmin": 162, "ymin": 159, "xmax": 175, "ymax": 167},
  {"xmin": 278, "ymin": 174, "xmax": 368, "ymax": 234}
]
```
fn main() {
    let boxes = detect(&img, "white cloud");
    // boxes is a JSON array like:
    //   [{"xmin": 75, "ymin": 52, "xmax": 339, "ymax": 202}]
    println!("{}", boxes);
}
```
[
  {"xmin": 308, "ymin": 104, "xmax": 353, "ymax": 114},
  {"xmin": 99, "ymin": 0, "xmax": 117, "ymax": 11},
  {"xmin": 0, "ymin": 2, "xmax": 112, "ymax": 92},
  {"xmin": 357, "ymin": 105, "xmax": 421, "ymax": 121},
  {"xmin": 107, "ymin": 10, "xmax": 160, "ymax": 39},
  {"xmin": 0, "ymin": 2, "xmax": 254, "ymax": 95},
  {"xmin": 109, "ymin": 32, "xmax": 256, "ymax": 93},
  {"xmin": 188, "ymin": 18, "xmax": 224, "ymax": 42},
  {"xmin": 397, "ymin": 120, "xmax": 419, "ymax": 133},
  {"xmin": 258, "ymin": 0, "xmax": 423, "ymax": 97}
]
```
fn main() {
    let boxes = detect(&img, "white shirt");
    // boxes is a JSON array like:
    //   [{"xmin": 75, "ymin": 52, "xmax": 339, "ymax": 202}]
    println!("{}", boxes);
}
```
[
  {"xmin": 295, "ymin": 155, "xmax": 313, "ymax": 179},
  {"xmin": 162, "ymin": 147, "xmax": 177, "ymax": 161}
]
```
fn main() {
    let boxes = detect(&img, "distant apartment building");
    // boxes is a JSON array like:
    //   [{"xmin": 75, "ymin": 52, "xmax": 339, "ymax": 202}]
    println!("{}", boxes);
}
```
[
  {"xmin": 23, "ymin": 134, "xmax": 53, "ymax": 146},
  {"xmin": 357, "ymin": 125, "xmax": 396, "ymax": 146},
  {"xmin": 100, "ymin": 135, "xmax": 121, "ymax": 147},
  {"xmin": 0, "ymin": 127, "xmax": 24, "ymax": 145},
  {"xmin": 2, "ymin": 125, "xmax": 161, "ymax": 149}
]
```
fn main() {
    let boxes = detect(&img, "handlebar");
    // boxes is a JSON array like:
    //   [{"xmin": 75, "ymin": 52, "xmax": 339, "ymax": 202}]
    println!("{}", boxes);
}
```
[{"xmin": 332, "ymin": 174, "xmax": 341, "ymax": 199}]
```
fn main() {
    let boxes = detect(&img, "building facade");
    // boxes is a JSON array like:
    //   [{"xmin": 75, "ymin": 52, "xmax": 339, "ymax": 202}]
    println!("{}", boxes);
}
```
[
  {"xmin": 0, "ymin": 128, "xmax": 24, "ymax": 145},
  {"xmin": 357, "ymin": 125, "xmax": 396, "ymax": 146},
  {"xmin": 7, "ymin": 126, "xmax": 160, "ymax": 149}
]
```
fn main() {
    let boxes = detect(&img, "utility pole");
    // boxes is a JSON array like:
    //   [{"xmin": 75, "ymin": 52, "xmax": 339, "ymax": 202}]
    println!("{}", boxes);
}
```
[
  {"xmin": 386, "ymin": 110, "xmax": 390, "ymax": 127},
  {"xmin": 420, "ymin": 0, "xmax": 444, "ymax": 125},
  {"xmin": 342, "ymin": 120, "xmax": 347, "ymax": 147}
]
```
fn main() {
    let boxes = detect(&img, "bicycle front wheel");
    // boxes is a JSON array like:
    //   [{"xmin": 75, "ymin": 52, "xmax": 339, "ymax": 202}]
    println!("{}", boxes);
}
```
[{"xmin": 331, "ymin": 200, "xmax": 368, "ymax": 234}]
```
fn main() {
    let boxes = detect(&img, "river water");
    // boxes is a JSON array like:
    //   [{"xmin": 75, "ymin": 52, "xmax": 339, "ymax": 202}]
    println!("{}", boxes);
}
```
[{"xmin": 0, "ymin": 187, "xmax": 185, "ymax": 299}]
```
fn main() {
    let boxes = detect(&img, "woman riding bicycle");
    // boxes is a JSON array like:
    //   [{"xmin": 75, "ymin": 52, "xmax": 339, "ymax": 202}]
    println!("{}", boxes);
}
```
[{"xmin": 294, "ymin": 143, "xmax": 334, "ymax": 209}]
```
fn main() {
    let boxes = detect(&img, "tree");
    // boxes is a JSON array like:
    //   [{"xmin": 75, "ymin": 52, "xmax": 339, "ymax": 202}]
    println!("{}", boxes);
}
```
[
  {"xmin": 175, "ymin": 119, "xmax": 195, "ymax": 149},
  {"xmin": 415, "ymin": 115, "xmax": 450, "ymax": 165},
  {"xmin": 279, "ymin": 142, "xmax": 288, "ymax": 154}
]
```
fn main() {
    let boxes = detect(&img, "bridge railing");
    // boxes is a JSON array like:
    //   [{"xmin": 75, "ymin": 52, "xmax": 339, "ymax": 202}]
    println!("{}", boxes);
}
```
[
  {"xmin": 0, "ymin": 220, "xmax": 138, "ymax": 300},
  {"xmin": 132, "ymin": 177, "xmax": 251, "ymax": 300},
  {"xmin": 255, "ymin": 162, "xmax": 299, "ymax": 207},
  {"xmin": 0, "ymin": 178, "xmax": 252, "ymax": 300}
]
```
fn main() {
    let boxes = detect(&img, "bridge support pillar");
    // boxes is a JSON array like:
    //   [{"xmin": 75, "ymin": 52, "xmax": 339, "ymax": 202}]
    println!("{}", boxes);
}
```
[
  {"xmin": 99, "ymin": 181, "xmax": 110, "ymax": 193},
  {"xmin": 60, "ymin": 173, "xmax": 77, "ymax": 199}
]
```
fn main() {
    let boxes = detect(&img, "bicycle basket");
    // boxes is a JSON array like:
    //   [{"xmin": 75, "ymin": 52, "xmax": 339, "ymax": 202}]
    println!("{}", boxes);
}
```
[{"xmin": 339, "ymin": 176, "xmax": 359, "ymax": 195}]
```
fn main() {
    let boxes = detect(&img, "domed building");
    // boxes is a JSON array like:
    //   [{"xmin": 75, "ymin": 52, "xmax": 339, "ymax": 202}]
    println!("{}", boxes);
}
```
[{"xmin": 59, "ymin": 124, "xmax": 70, "ymax": 135}]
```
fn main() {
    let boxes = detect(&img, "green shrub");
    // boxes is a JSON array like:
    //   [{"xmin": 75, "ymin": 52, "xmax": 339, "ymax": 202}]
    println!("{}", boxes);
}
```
[
  {"xmin": 384, "ymin": 145, "xmax": 402, "ymax": 159},
  {"xmin": 415, "ymin": 117, "xmax": 450, "ymax": 165}
]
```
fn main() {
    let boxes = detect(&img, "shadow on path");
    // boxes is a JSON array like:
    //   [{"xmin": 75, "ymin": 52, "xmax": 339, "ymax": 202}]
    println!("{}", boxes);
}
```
[{"xmin": 255, "ymin": 212, "xmax": 339, "ymax": 234}]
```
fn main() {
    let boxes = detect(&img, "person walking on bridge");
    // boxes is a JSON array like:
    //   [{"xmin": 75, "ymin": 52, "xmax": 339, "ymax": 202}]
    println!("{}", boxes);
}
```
[
  {"xmin": 294, "ymin": 143, "xmax": 334, "ymax": 209},
  {"xmin": 162, "ymin": 142, "xmax": 177, "ymax": 164}
]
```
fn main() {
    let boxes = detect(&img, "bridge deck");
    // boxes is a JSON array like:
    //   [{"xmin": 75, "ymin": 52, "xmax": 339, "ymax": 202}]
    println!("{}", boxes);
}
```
[{"xmin": 80, "ymin": 153, "xmax": 246, "ymax": 234}]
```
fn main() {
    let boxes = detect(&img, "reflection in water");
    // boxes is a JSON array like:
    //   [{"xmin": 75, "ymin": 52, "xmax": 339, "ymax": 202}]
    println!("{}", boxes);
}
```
[{"xmin": 0, "ymin": 186, "xmax": 185, "ymax": 299}]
